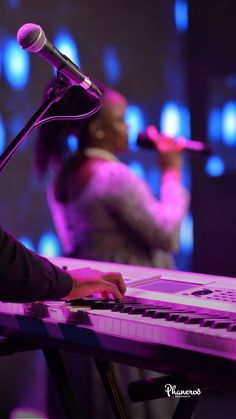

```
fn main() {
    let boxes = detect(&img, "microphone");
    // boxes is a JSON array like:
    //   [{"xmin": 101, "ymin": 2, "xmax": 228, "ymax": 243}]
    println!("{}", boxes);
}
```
[
  {"xmin": 17, "ymin": 23, "xmax": 102, "ymax": 100},
  {"xmin": 137, "ymin": 130, "xmax": 212, "ymax": 155}
]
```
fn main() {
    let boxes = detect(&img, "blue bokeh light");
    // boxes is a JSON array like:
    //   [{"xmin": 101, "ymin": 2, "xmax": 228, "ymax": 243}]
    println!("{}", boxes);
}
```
[
  {"xmin": 18, "ymin": 236, "xmax": 35, "ymax": 251},
  {"xmin": 3, "ymin": 37, "xmax": 30, "ymax": 89},
  {"xmin": 8, "ymin": 116, "xmax": 26, "ymax": 144},
  {"xmin": 38, "ymin": 232, "xmax": 61, "ymax": 257},
  {"xmin": 66, "ymin": 134, "xmax": 79, "ymax": 153},
  {"xmin": 54, "ymin": 31, "xmax": 80, "ymax": 66},
  {"xmin": 0, "ymin": 116, "xmax": 6, "ymax": 155},
  {"xmin": 221, "ymin": 101, "xmax": 236, "ymax": 146},
  {"xmin": 205, "ymin": 155, "xmax": 225, "ymax": 177},
  {"xmin": 128, "ymin": 161, "xmax": 146, "ymax": 180},
  {"xmin": 160, "ymin": 102, "xmax": 190, "ymax": 140},
  {"xmin": 180, "ymin": 105, "xmax": 191, "ymax": 138},
  {"xmin": 180, "ymin": 213, "xmax": 193, "ymax": 254},
  {"xmin": 207, "ymin": 108, "xmax": 222, "ymax": 142},
  {"xmin": 7, "ymin": 0, "xmax": 21, "ymax": 8},
  {"xmin": 125, "ymin": 105, "xmax": 145, "ymax": 149},
  {"xmin": 147, "ymin": 166, "xmax": 161, "ymax": 196},
  {"xmin": 175, "ymin": 0, "xmax": 188, "ymax": 32},
  {"xmin": 103, "ymin": 46, "xmax": 121, "ymax": 84}
]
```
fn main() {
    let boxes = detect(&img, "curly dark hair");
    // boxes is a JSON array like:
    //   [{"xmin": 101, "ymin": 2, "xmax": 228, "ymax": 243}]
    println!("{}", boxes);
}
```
[{"xmin": 34, "ymin": 78, "xmax": 108, "ymax": 177}]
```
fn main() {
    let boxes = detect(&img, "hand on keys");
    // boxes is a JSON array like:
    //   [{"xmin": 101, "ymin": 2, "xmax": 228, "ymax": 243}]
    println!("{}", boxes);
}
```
[{"xmin": 64, "ymin": 268, "xmax": 126, "ymax": 302}]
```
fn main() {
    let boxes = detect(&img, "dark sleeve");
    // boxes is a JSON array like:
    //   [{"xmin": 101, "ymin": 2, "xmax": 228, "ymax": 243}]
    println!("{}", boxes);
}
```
[{"xmin": 0, "ymin": 225, "xmax": 73, "ymax": 302}]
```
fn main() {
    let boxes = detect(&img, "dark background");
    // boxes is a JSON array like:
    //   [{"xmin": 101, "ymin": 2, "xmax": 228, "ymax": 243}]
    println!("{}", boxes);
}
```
[{"xmin": 187, "ymin": 0, "xmax": 236, "ymax": 276}]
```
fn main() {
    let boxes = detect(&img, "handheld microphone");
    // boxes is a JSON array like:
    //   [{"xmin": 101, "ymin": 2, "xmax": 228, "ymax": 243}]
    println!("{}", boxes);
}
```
[
  {"xmin": 17, "ymin": 23, "xmax": 102, "ymax": 100},
  {"xmin": 137, "ymin": 130, "xmax": 212, "ymax": 155}
]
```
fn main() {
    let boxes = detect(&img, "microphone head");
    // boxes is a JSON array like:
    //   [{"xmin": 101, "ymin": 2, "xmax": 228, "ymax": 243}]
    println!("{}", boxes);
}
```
[{"xmin": 17, "ymin": 23, "xmax": 46, "ymax": 52}]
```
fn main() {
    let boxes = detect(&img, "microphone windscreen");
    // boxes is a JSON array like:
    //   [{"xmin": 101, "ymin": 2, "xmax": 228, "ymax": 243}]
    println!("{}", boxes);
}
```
[{"xmin": 17, "ymin": 23, "xmax": 45, "ymax": 51}]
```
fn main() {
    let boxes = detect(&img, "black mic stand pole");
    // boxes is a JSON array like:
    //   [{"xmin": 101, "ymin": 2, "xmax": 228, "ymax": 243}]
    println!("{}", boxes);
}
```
[{"xmin": 0, "ymin": 74, "xmax": 72, "ymax": 174}]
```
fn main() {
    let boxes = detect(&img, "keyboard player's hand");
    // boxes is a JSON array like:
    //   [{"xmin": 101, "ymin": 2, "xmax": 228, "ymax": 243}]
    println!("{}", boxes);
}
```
[{"xmin": 63, "ymin": 268, "xmax": 126, "ymax": 302}]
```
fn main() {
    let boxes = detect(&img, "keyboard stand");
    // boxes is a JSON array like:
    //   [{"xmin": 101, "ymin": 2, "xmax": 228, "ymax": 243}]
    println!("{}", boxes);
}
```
[
  {"xmin": 0, "ymin": 338, "xmax": 81, "ymax": 419},
  {"xmin": 94, "ymin": 358, "xmax": 131, "ymax": 419},
  {"xmin": 0, "ymin": 337, "xmax": 216, "ymax": 419},
  {"xmin": 0, "ymin": 337, "xmax": 131, "ymax": 419},
  {"xmin": 43, "ymin": 347, "xmax": 82, "ymax": 419},
  {"xmin": 45, "ymin": 351, "xmax": 132, "ymax": 419}
]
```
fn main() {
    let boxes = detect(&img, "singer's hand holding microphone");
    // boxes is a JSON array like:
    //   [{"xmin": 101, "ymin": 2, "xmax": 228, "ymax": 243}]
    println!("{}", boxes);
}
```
[
  {"xmin": 138, "ymin": 125, "xmax": 184, "ymax": 172},
  {"xmin": 140, "ymin": 125, "xmax": 186, "ymax": 152},
  {"xmin": 137, "ymin": 125, "xmax": 212, "ymax": 173},
  {"xmin": 137, "ymin": 126, "xmax": 212, "ymax": 155}
]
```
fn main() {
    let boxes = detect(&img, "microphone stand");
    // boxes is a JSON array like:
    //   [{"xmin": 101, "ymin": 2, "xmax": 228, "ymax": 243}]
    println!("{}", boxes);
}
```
[{"xmin": 0, "ymin": 75, "xmax": 72, "ymax": 173}]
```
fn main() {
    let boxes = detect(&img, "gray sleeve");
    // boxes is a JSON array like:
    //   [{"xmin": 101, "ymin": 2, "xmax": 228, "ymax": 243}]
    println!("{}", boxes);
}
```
[{"xmin": 95, "ymin": 162, "xmax": 190, "ymax": 252}]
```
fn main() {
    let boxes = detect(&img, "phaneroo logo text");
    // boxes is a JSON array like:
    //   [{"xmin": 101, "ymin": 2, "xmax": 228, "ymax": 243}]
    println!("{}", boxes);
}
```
[{"xmin": 164, "ymin": 384, "xmax": 201, "ymax": 398}]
